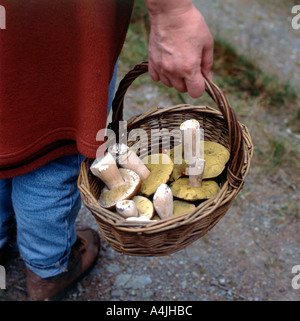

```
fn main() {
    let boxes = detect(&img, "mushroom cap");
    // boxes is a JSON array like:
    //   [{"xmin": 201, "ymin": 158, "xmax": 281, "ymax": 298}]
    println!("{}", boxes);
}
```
[
  {"xmin": 168, "ymin": 144, "xmax": 188, "ymax": 181},
  {"xmin": 152, "ymin": 200, "xmax": 196, "ymax": 220},
  {"xmin": 116, "ymin": 199, "xmax": 138, "ymax": 218},
  {"xmin": 173, "ymin": 200, "xmax": 196, "ymax": 216},
  {"xmin": 168, "ymin": 141, "xmax": 230, "ymax": 180},
  {"xmin": 98, "ymin": 168, "xmax": 141, "ymax": 209},
  {"xmin": 153, "ymin": 183, "xmax": 173, "ymax": 219},
  {"xmin": 139, "ymin": 153, "xmax": 174, "ymax": 197},
  {"xmin": 132, "ymin": 195, "xmax": 154, "ymax": 220},
  {"xmin": 180, "ymin": 119, "xmax": 200, "ymax": 129},
  {"xmin": 202, "ymin": 141, "xmax": 230, "ymax": 178},
  {"xmin": 170, "ymin": 177, "xmax": 220, "ymax": 201}
]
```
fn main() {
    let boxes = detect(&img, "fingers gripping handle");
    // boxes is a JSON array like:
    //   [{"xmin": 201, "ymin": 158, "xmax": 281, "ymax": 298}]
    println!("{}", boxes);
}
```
[{"xmin": 109, "ymin": 61, "xmax": 244, "ymax": 188}]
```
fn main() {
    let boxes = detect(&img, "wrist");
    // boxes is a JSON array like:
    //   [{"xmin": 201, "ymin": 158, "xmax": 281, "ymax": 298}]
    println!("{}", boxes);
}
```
[{"xmin": 144, "ymin": 0, "xmax": 194, "ymax": 18}]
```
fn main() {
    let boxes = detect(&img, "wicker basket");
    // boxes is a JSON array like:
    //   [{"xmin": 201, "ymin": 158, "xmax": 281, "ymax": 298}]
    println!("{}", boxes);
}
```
[{"xmin": 78, "ymin": 61, "xmax": 253, "ymax": 257}]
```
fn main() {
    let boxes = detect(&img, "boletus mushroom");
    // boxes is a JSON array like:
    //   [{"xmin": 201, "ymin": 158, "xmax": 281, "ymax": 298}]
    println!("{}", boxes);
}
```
[
  {"xmin": 170, "ymin": 178, "xmax": 220, "ymax": 202},
  {"xmin": 91, "ymin": 152, "xmax": 141, "ymax": 209},
  {"xmin": 132, "ymin": 195, "xmax": 154, "ymax": 219},
  {"xmin": 180, "ymin": 119, "xmax": 206, "ymax": 187},
  {"xmin": 173, "ymin": 200, "xmax": 196, "ymax": 216},
  {"xmin": 168, "ymin": 141, "xmax": 230, "ymax": 181},
  {"xmin": 168, "ymin": 144, "xmax": 188, "ymax": 182},
  {"xmin": 108, "ymin": 143, "xmax": 150, "ymax": 181},
  {"xmin": 90, "ymin": 152, "xmax": 124, "ymax": 190},
  {"xmin": 152, "ymin": 200, "xmax": 196, "ymax": 220},
  {"xmin": 201, "ymin": 141, "xmax": 230, "ymax": 179},
  {"xmin": 153, "ymin": 183, "xmax": 173, "ymax": 219},
  {"xmin": 116, "ymin": 199, "xmax": 139, "ymax": 218},
  {"xmin": 139, "ymin": 153, "xmax": 174, "ymax": 197}
]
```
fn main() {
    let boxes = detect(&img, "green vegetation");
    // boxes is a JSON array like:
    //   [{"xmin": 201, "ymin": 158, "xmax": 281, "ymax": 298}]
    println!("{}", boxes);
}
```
[
  {"xmin": 213, "ymin": 38, "xmax": 298, "ymax": 108},
  {"xmin": 118, "ymin": 0, "xmax": 149, "ymax": 75}
]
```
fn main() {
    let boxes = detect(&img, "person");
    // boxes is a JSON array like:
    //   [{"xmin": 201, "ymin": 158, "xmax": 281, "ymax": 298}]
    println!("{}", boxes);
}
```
[{"xmin": 0, "ymin": 0, "xmax": 213, "ymax": 300}]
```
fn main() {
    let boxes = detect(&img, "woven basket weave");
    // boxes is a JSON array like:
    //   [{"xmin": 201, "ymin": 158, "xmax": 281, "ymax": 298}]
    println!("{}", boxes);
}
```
[{"xmin": 78, "ymin": 61, "xmax": 253, "ymax": 257}]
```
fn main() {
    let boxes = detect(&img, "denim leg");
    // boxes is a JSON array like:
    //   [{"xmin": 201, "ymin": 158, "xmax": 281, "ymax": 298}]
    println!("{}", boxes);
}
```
[
  {"xmin": 0, "ymin": 179, "xmax": 14, "ymax": 248},
  {"xmin": 11, "ymin": 154, "xmax": 84, "ymax": 278},
  {"xmin": 107, "ymin": 59, "xmax": 118, "ymax": 115}
]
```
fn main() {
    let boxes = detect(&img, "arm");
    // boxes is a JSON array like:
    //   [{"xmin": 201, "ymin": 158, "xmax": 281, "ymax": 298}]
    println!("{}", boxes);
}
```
[{"xmin": 144, "ymin": 0, "xmax": 214, "ymax": 98}]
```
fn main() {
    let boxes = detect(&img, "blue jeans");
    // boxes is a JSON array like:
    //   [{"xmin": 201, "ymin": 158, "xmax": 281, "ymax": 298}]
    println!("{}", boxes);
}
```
[
  {"xmin": 0, "ymin": 154, "xmax": 84, "ymax": 278},
  {"xmin": 0, "ymin": 61, "xmax": 118, "ymax": 278}
]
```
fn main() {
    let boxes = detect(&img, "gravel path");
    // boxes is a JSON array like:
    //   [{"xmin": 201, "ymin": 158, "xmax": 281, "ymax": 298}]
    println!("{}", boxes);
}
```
[
  {"xmin": 195, "ymin": 0, "xmax": 300, "ymax": 86},
  {"xmin": 1, "ymin": 0, "xmax": 299, "ymax": 302}
]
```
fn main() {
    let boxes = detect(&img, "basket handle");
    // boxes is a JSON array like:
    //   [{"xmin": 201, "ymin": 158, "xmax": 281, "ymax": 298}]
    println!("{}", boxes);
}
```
[{"xmin": 108, "ymin": 61, "xmax": 244, "ymax": 189}]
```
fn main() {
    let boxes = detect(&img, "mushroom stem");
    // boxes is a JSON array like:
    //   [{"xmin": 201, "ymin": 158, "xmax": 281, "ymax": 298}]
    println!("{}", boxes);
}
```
[
  {"xmin": 116, "ymin": 200, "xmax": 139, "ymax": 218},
  {"xmin": 180, "ymin": 119, "xmax": 205, "ymax": 187},
  {"xmin": 180, "ymin": 119, "xmax": 202, "ymax": 164},
  {"xmin": 153, "ymin": 183, "xmax": 173, "ymax": 219},
  {"xmin": 90, "ymin": 152, "xmax": 124, "ymax": 190},
  {"xmin": 108, "ymin": 143, "xmax": 150, "ymax": 181},
  {"xmin": 189, "ymin": 158, "xmax": 206, "ymax": 187}
]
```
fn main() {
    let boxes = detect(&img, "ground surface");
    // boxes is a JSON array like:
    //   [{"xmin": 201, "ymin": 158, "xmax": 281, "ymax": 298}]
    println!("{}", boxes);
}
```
[{"xmin": 1, "ymin": 0, "xmax": 299, "ymax": 301}]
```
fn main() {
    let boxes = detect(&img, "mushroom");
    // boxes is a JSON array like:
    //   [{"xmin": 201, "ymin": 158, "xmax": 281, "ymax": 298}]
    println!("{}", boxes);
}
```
[
  {"xmin": 91, "ymin": 153, "xmax": 141, "ymax": 209},
  {"xmin": 189, "ymin": 158, "xmax": 206, "ymax": 187},
  {"xmin": 152, "ymin": 200, "xmax": 196, "ymax": 219},
  {"xmin": 168, "ymin": 144, "xmax": 188, "ymax": 181},
  {"xmin": 170, "ymin": 178, "xmax": 220, "ymax": 202},
  {"xmin": 168, "ymin": 141, "xmax": 230, "ymax": 181},
  {"xmin": 132, "ymin": 195, "xmax": 154, "ymax": 220},
  {"xmin": 173, "ymin": 200, "xmax": 196, "ymax": 216},
  {"xmin": 108, "ymin": 143, "xmax": 150, "ymax": 181},
  {"xmin": 98, "ymin": 168, "xmax": 141, "ymax": 209},
  {"xmin": 139, "ymin": 153, "xmax": 174, "ymax": 197},
  {"xmin": 201, "ymin": 141, "xmax": 230, "ymax": 179},
  {"xmin": 180, "ymin": 119, "xmax": 202, "ymax": 163},
  {"xmin": 116, "ymin": 199, "xmax": 139, "ymax": 218},
  {"xmin": 180, "ymin": 119, "xmax": 205, "ymax": 187},
  {"xmin": 90, "ymin": 152, "xmax": 125, "ymax": 190},
  {"xmin": 153, "ymin": 183, "xmax": 173, "ymax": 219}
]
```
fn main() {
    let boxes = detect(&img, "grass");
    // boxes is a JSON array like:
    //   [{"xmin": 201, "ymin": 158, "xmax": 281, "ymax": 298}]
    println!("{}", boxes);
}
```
[
  {"xmin": 257, "ymin": 0, "xmax": 299, "ymax": 7},
  {"xmin": 118, "ymin": 0, "xmax": 149, "ymax": 76},
  {"xmin": 212, "ymin": 38, "xmax": 298, "ymax": 108},
  {"xmin": 118, "ymin": 0, "xmax": 300, "ymax": 184}
]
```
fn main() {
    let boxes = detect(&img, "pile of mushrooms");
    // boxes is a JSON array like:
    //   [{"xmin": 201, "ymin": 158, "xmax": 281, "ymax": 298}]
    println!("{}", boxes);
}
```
[{"xmin": 90, "ymin": 119, "xmax": 230, "ymax": 223}]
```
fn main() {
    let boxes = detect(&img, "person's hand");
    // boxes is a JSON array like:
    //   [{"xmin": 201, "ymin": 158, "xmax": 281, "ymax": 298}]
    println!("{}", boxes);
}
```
[{"xmin": 146, "ymin": 2, "xmax": 214, "ymax": 98}]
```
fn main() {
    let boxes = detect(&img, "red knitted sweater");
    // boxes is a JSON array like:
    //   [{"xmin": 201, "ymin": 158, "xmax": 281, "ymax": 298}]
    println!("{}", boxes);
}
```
[{"xmin": 0, "ymin": 0, "xmax": 133, "ymax": 178}]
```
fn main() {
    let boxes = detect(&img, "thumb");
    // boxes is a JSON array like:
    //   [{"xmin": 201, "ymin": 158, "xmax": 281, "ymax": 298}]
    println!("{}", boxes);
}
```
[{"xmin": 185, "ymin": 69, "xmax": 206, "ymax": 98}]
